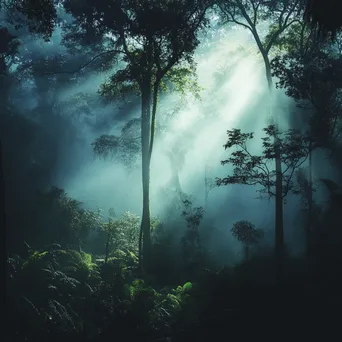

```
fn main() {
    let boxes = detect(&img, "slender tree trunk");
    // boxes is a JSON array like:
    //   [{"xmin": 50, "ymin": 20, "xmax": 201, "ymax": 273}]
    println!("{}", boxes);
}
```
[
  {"xmin": 205, "ymin": 164, "xmax": 208, "ymax": 208},
  {"xmin": 167, "ymin": 151, "xmax": 182, "ymax": 192},
  {"xmin": 307, "ymin": 144, "xmax": 313, "ymax": 257},
  {"xmin": 140, "ymin": 86, "xmax": 152, "ymax": 272},
  {"xmin": 247, "ymin": 19, "xmax": 285, "ymax": 262},
  {"xmin": 233, "ymin": 0, "xmax": 301, "ymax": 275},
  {"xmin": 105, "ymin": 232, "xmax": 111, "ymax": 265},
  {"xmin": 264, "ymin": 56, "xmax": 284, "ymax": 263}
]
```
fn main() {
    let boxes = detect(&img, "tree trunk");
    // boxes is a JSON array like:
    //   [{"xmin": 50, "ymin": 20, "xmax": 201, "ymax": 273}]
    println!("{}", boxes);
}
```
[
  {"xmin": 263, "ymin": 55, "xmax": 284, "ymax": 263},
  {"xmin": 248, "ymin": 19, "xmax": 285, "ymax": 261},
  {"xmin": 205, "ymin": 164, "xmax": 209, "ymax": 208},
  {"xmin": 167, "ymin": 151, "xmax": 182, "ymax": 193},
  {"xmin": 306, "ymin": 145, "xmax": 313, "ymax": 257},
  {"xmin": 140, "ymin": 86, "xmax": 152, "ymax": 272},
  {"xmin": 234, "ymin": 0, "xmax": 300, "ymax": 274},
  {"xmin": 105, "ymin": 232, "xmax": 111, "ymax": 265},
  {"xmin": 244, "ymin": 244, "xmax": 250, "ymax": 261}
]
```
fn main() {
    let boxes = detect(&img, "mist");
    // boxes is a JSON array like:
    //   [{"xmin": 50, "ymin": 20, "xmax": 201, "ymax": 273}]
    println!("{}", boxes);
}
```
[
  {"xmin": 4, "ymin": 10, "xmax": 337, "ymax": 261},
  {"xmin": 4, "ymin": 2, "xmax": 342, "ymax": 341},
  {"xmin": 45, "ymin": 24, "xmax": 303, "ymax": 256}
]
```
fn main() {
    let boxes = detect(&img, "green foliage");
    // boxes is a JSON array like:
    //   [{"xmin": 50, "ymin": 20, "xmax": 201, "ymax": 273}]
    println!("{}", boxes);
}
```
[
  {"xmin": 102, "ymin": 210, "xmax": 140, "ymax": 253},
  {"xmin": 64, "ymin": 0, "xmax": 210, "ymax": 103},
  {"xmin": 182, "ymin": 281, "xmax": 193, "ymax": 292},
  {"xmin": 161, "ymin": 65, "xmax": 203, "ymax": 100},
  {"xmin": 63, "ymin": 250, "xmax": 101, "ymax": 284},
  {"xmin": 109, "ymin": 249, "xmax": 139, "ymax": 267},
  {"xmin": 7, "ymin": 247, "xmax": 100, "ymax": 337},
  {"xmin": 125, "ymin": 279, "xmax": 157, "ymax": 300}
]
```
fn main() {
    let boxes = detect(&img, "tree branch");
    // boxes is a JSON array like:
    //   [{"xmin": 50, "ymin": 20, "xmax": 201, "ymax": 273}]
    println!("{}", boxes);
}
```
[{"xmin": 40, "ymin": 49, "xmax": 124, "ymax": 75}]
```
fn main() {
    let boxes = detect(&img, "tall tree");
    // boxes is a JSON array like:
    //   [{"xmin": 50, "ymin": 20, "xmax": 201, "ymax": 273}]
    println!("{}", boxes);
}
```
[
  {"xmin": 216, "ymin": 0, "xmax": 304, "ymax": 259},
  {"xmin": 271, "ymin": 28, "xmax": 342, "ymax": 254},
  {"xmin": 63, "ymin": 0, "xmax": 210, "ymax": 271},
  {"xmin": 216, "ymin": 125, "xmax": 311, "ymax": 264}
]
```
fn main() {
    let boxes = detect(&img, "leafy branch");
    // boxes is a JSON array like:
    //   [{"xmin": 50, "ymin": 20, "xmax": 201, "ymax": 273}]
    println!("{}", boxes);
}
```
[{"xmin": 216, "ymin": 125, "xmax": 312, "ymax": 199}]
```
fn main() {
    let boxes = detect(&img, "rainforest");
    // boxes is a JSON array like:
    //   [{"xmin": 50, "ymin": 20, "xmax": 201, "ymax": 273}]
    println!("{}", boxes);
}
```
[{"xmin": 1, "ymin": 1, "xmax": 342, "ymax": 341}]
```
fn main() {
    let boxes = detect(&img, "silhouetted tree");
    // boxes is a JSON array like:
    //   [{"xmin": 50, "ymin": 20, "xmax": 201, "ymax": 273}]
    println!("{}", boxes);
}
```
[
  {"xmin": 181, "ymin": 199, "xmax": 204, "ymax": 272},
  {"xmin": 271, "ymin": 33, "xmax": 342, "ymax": 244},
  {"xmin": 216, "ymin": 125, "xmax": 311, "ymax": 256},
  {"xmin": 231, "ymin": 220, "xmax": 263, "ymax": 260},
  {"xmin": 216, "ymin": 0, "xmax": 305, "ymax": 260}
]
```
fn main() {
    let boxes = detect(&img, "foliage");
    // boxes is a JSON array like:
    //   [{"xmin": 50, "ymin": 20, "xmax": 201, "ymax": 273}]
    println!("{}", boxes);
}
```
[
  {"xmin": 181, "ymin": 199, "xmax": 205, "ymax": 271},
  {"xmin": 0, "ymin": 26, "xmax": 20, "ymax": 66},
  {"xmin": 99, "ymin": 64, "xmax": 202, "ymax": 102},
  {"xmin": 231, "ymin": 220, "xmax": 264, "ymax": 245},
  {"xmin": 271, "ymin": 50, "xmax": 342, "ymax": 147},
  {"xmin": 295, "ymin": 166, "xmax": 318, "ymax": 207},
  {"xmin": 231, "ymin": 220, "xmax": 264, "ymax": 261},
  {"xmin": 102, "ymin": 210, "xmax": 141, "ymax": 254},
  {"xmin": 216, "ymin": 0, "xmax": 305, "ymax": 55},
  {"xmin": 92, "ymin": 118, "xmax": 141, "ymax": 169},
  {"xmin": 2, "ymin": 0, "xmax": 57, "ymax": 40},
  {"xmin": 3, "ymin": 1, "xmax": 342, "ymax": 341},
  {"xmin": 216, "ymin": 125, "xmax": 311, "ymax": 199},
  {"xmin": 63, "ymin": 0, "xmax": 210, "ymax": 100},
  {"xmin": 7, "ymin": 239, "xmax": 200, "ymax": 341},
  {"xmin": 36, "ymin": 187, "xmax": 102, "ymax": 248},
  {"xmin": 7, "ymin": 246, "xmax": 100, "ymax": 339}
]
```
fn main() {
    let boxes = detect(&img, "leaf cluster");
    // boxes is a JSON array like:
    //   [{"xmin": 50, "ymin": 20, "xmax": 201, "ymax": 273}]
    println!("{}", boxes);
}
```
[
  {"xmin": 102, "ymin": 210, "xmax": 141, "ymax": 253},
  {"xmin": 4, "ymin": 0, "xmax": 57, "ymax": 41},
  {"xmin": 63, "ymin": 0, "xmax": 210, "ymax": 105},
  {"xmin": 271, "ymin": 50, "xmax": 342, "ymax": 146},
  {"xmin": 92, "ymin": 118, "xmax": 141, "ymax": 168},
  {"xmin": 231, "ymin": 220, "xmax": 264, "ymax": 245}
]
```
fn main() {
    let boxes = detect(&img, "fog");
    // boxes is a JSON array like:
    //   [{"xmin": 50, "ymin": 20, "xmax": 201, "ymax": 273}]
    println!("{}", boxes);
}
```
[
  {"xmin": 5, "ymin": 15, "xmax": 336, "ymax": 259},
  {"xmin": 40, "ymin": 24, "xmax": 301, "ymax": 257}
]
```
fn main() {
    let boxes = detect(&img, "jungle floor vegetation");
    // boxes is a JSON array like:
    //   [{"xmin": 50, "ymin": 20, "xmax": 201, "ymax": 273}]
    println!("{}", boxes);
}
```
[{"xmin": 5, "ymin": 184, "xmax": 342, "ymax": 342}]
